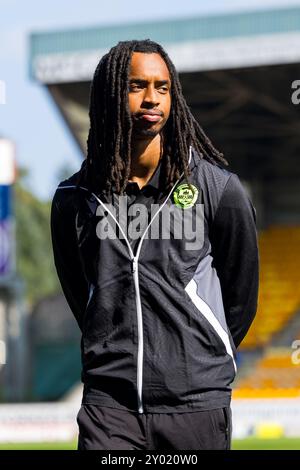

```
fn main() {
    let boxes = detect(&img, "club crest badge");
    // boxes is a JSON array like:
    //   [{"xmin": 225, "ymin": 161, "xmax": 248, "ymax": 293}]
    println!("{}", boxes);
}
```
[{"xmin": 173, "ymin": 183, "xmax": 199, "ymax": 209}]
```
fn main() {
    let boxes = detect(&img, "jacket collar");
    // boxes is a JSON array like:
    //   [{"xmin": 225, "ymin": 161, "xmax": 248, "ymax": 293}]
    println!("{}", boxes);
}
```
[{"xmin": 107, "ymin": 144, "xmax": 196, "ymax": 195}]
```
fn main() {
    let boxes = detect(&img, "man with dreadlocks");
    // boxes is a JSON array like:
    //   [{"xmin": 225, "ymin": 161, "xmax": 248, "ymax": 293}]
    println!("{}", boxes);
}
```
[{"xmin": 50, "ymin": 39, "xmax": 259, "ymax": 450}]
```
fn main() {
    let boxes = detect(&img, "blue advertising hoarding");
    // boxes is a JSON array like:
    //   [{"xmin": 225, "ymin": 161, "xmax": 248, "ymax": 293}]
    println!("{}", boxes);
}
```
[
  {"xmin": 0, "ymin": 185, "xmax": 13, "ymax": 278},
  {"xmin": 0, "ymin": 139, "xmax": 15, "ymax": 281}
]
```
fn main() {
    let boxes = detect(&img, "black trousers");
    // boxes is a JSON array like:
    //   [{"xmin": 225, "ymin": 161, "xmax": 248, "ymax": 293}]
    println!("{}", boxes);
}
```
[{"xmin": 76, "ymin": 404, "xmax": 232, "ymax": 450}]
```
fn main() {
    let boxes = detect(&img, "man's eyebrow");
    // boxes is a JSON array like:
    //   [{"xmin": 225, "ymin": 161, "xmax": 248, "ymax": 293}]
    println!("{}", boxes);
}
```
[{"xmin": 129, "ymin": 78, "xmax": 170, "ymax": 85}]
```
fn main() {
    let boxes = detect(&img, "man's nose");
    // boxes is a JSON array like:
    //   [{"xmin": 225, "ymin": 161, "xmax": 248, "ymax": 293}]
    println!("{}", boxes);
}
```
[{"xmin": 143, "ymin": 85, "xmax": 159, "ymax": 105}]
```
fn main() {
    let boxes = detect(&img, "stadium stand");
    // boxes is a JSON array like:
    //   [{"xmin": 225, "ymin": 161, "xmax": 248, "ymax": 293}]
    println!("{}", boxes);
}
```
[
  {"xmin": 233, "ymin": 347, "xmax": 300, "ymax": 398},
  {"xmin": 241, "ymin": 226, "xmax": 300, "ymax": 349}
]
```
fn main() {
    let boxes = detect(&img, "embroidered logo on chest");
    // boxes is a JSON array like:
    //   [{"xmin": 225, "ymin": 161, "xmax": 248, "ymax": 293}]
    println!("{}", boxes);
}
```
[{"xmin": 173, "ymin": 183, "xmax": 199, "ymax": 209}]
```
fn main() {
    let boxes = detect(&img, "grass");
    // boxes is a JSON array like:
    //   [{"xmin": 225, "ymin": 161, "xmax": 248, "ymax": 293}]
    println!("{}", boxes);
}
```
[
  {"xmin": 232, "ymin": 438, "xmax": 300, "ymax": 450},
  {"xmin": 0, "ymin": 440, "xmax": 78, "ymax": 450},
  {"xmin": 0, "ymin": 438, "xmax": 300, "ymax": 450}
]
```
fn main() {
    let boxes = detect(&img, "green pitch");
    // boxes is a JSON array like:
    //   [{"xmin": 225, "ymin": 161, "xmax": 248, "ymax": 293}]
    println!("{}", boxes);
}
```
[
  {"xmin": 0, "ymin": 438, "xmax": 300, "ymax": 450},
  {"xmin": 233, "ymin": 438, "xmax": 300, "ymax": 450}
]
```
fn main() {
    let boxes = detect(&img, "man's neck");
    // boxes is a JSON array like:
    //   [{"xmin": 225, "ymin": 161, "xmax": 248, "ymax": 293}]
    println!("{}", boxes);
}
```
[{"xmin": 129, "ymin": 134, "xmax": 163, "ymax": 188}]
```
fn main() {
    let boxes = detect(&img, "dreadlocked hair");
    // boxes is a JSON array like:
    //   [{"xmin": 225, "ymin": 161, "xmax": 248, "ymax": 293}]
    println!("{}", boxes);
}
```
[{"xmin": 76, "ymin": 39, "xmax": 228, "ymax": 197}]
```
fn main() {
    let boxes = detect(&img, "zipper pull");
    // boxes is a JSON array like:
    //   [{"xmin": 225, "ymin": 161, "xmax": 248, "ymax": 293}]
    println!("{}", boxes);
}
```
[{"xmin": 131, "ymin": 258, "xmax": 137, "ymax": 273}]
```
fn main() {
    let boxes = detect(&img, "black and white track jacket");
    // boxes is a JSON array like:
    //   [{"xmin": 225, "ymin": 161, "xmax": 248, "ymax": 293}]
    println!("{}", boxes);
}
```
[{"xmin": 50, "ymin": 146, "xmax": 259, "ymax": 414}]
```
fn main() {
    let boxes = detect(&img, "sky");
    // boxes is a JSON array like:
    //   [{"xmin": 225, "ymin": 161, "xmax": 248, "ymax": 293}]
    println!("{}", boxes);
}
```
[{"xmin": 1, "ymin": 0, "xmax": 300, "ymax": 200}]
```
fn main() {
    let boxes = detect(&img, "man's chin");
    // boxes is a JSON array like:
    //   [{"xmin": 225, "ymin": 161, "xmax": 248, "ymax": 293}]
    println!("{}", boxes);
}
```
[
  {"xmin": 132, "ymin": 128, "xmax": 160, "ymax": 138},
  {"xmin": 132, "ymin": 121, "xmax": 165, "ymax": 137}
]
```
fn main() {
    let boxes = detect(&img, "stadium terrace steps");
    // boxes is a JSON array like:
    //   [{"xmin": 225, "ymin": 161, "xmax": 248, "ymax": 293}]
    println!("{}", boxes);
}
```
[
  {"xmin": 270, "ymin": 308, "xmax": 300, "ymax": 348},
  {"xmin": 240, "ymin": 226, "xmax": 300, "ymax": 349},
  {"xmin": 233, "ymin": 347, "xmax": 300, "ymax": 399}
]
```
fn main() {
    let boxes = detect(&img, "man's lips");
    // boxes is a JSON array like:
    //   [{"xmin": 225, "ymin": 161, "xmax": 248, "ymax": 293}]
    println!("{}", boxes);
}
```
[
  {"xmin": 137, "ymin": 111, "xmax": 162, "ymax": 123},
  {"xmin": 140, "ymin": 114, "xmax": 162, "ymax": 122}
]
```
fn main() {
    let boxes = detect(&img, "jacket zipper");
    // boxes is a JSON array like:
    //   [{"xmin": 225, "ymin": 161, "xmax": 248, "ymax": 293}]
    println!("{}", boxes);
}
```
[
  {"xmin": 129, "ymin": 174, "xmax": 186, "ymax": 413},
  {"xmin": 127, "ymin": 145, "xmax": 192, "ymax": 413},
  {"xmin": 130, "ymin": 256, "xmax": 143, "ymax": 413},
  {"xmin": 57, "ymin": 146, "xmax": 192, "ymax": 414}
]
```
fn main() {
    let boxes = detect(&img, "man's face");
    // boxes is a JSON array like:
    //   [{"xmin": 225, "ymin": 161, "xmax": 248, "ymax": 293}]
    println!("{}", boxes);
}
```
[{"xmin": 128, "ymin": 52, "xmax": 171, "ymax": 138}]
